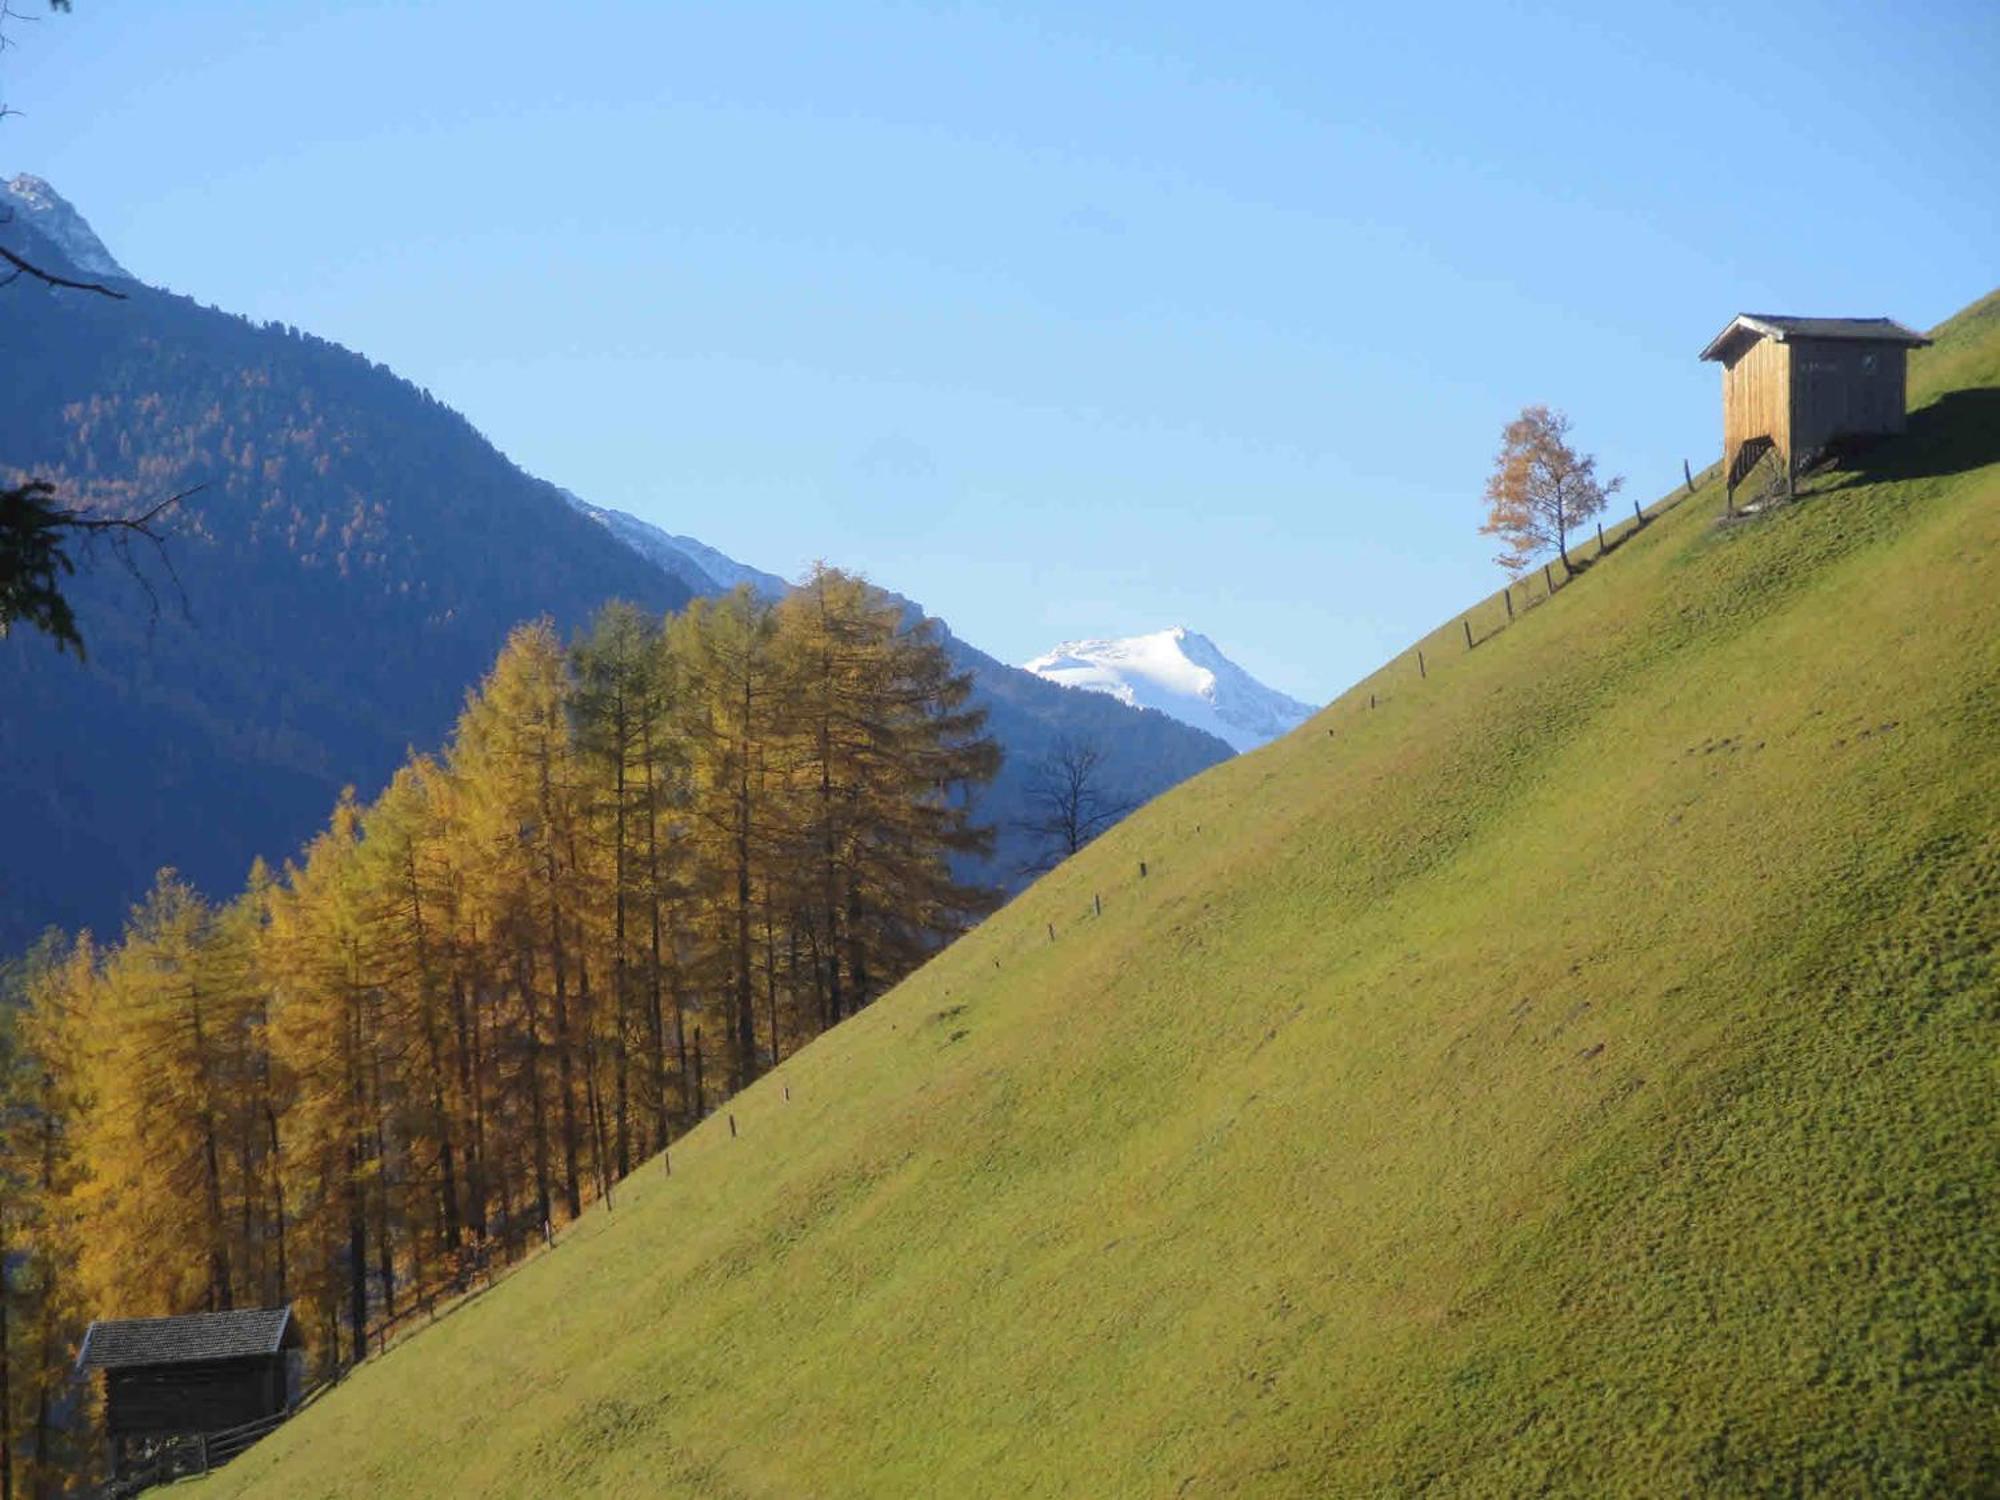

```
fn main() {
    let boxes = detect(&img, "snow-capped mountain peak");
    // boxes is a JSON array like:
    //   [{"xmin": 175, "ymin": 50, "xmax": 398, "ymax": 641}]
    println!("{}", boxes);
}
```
[
  {"xmin": 1021, "ymin": 627, "xmax": 1315, "ymax": 752},
  {"xmin": 1, "ymin": 174, "xmax": 130, "ymax": 281}
]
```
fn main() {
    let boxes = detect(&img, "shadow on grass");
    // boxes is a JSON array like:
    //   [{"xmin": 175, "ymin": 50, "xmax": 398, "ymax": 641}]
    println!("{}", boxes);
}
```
[{"xmin": 1851, "ymin": 389, "xmax": 2000, "ymax": 482}]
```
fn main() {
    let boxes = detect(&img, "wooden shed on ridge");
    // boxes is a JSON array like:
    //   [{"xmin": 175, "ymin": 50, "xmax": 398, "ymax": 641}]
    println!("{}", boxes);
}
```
[
  {"xmin": 77, "ymin": 1306, "xmax": 302, "ymax": 1477},
  {"xmin": 1700, "ymin": 313, "xmax": 1931, "ymax": 505}
]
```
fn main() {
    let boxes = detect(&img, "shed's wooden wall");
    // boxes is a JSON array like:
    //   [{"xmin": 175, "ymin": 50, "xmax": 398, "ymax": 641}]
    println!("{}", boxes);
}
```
[
  {"xmin": 1789, "ymin": 338, "xmax": 1910, "ymax": 455},
  {"xmin": 1721, "ymin": 334, "xmax": 1791, "ymax": 468},
  {"xmin": 1721, "ymin": 334, "xmax": 1913, "ymax": 473},
  {"xmin": 104, "ymin": 1356, "xmax": 286, "ymax": 1437}
]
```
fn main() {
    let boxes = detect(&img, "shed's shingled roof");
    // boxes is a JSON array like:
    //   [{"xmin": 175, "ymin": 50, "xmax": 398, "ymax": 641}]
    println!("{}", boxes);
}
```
[
  {"xmin": 1701, "ymin": 314, "xmax": 1932, "ymax": 361},
  {"xmin": 77, "ymin": 1307, "xmax": 297, "ymax": 1372}
]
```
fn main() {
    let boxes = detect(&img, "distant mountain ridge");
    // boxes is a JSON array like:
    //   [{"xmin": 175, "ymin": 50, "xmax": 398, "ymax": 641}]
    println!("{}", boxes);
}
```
[
  {"xmin": 559, "ymin": 491, "xmax": 793, "ymax": 601},
  {"xmin": 0, "ymin": 178, "xmax": 1231, "ymax": 945},
  {"xmin": 553, "ymin": 498, "xmax": 1238, "ymax": 882},
  {"xmin": 0, "ymin": 181, "xmax": 692, "ymax": 947},
  {"xmin": 1024, "ymin": 627, "xmax": 1316, "ymax": 751}
]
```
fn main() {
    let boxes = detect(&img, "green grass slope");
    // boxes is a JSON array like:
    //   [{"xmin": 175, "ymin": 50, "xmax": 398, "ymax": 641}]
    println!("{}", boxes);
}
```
[{"xmin": 210, "ymin": 295, "xmax": 1999, "ymax": 1498}]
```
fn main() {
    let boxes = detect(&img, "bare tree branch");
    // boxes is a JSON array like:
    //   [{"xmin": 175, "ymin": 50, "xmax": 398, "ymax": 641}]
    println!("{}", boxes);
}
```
[
  {"xmin": 0, "ymin": 243, "xmax": 127, "ymax": 298},
  {"xmin": 1015, "ymin": 737, "xmax": 1136, "ymax": 876},
  {"xmin": 62, "ymin": 483, "xmax": 203, "ymax": 536},
  {"xmin": 2, "ymin": 481, "xmax": 202, "ymax": 655}
]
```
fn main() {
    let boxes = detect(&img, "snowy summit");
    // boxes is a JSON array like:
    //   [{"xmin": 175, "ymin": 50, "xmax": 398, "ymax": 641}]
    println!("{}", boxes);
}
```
[
  {"xmin": 1, "ymin": 174, "xmax": 130, "ymax": 281},
  {"xmin": 1022, "ymin": 628, "xmax": 1316, "ymax": 753}
]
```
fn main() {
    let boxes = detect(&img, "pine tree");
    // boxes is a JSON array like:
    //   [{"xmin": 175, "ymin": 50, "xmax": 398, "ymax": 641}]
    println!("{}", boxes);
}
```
[
  {"xmin": 8, "ymin": 934, "xmax": 95, "ymax": 1498},
  {"xmin": 671, "ymin": 590, "xmax": 783, "ymax": 1096},
  {"xmin": 68, "ymin": 875, "xmax": 256, "ymax": 1319},
  {"xmin": 451, "ymin": 620, "xmax": 587, "ymax": 1226},
  {"xmin": 266, "ymin": 800, "xmax": 384, "ymax": 1365}
]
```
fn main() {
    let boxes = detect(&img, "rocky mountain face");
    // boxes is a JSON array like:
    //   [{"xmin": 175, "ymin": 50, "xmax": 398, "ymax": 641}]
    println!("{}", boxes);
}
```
[{"xmin": 2, "ymin": 173, "xmax": 130, "ymax": 280}]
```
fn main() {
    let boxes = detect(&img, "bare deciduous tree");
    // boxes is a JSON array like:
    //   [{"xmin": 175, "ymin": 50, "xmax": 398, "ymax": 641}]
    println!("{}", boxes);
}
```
[
  {"xmin": 1480, "ymin": 404, "xmax": 1623, "ymax": 575},
  {"xmin": 1018, "ymin": 737, "xmax": 1134, "ymax": 875}
]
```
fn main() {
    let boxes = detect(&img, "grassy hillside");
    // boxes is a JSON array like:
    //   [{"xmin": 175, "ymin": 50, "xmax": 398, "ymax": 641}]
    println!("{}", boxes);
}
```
[{"xmin": 206, "ymin": 294, "xmax": 1998, "ymax": 1498}]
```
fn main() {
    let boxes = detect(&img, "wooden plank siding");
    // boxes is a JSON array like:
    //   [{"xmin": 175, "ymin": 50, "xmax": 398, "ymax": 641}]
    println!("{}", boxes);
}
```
[
  {"xmin": 1789, "ymin": 337, "xmax": 1910, "ymax": 455},
  {"xmin": 104, "ymin": 1354, "xmax": 289, "ymax": 1437},
  {"xmin": 1722, "ymin": 333, "xmax": 1792, "ymax": 470}
]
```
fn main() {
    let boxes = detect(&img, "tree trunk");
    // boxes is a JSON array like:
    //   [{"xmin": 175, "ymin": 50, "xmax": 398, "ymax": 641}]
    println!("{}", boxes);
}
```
[
  {"xmin": 538, "ymin": 731, "xmax": 584, "ymax": 1221},
  {"xmin": 451, "ymin": 963, "xmax": 487, "ymax": 1243},
  {"xmin": 33, "ymin": 1103, "xmax": 60, "ymax": 1495},
  {"xmin": 188, "ymin": 982, "xmax": 234, "ymax": 1310},
  {"xmin": 264, "ymin": 1103, "xmax": 288, "ymax": 1301},
  {"xmin": 612, "ymin": 694, "xmax": 633, "ymax": 1179},
  {"xmin": 518, "ymin": 952, "xmax": 554, "ymax": 1233},
  {"xmin": 405, "ymin": 852, "xmax": 464, "ymax": 1258},
  {"xmin": 732, "ymin": 718, "xmax": 758, "ymax": 1093},
  {"xmin": 642, "ymin": 734, "xmax": 671, "ymax": 1155},
  {"xmin": 346, "ymin": 1140, "xmax": 368, "ymax": 1363},
  {"xmin": 547, "ymin": 872, "xmax": 583, "ymax": 1220},
  {"xmin": 2, "ymin": 1213, "xmax": 13, "ymax": 1500}
]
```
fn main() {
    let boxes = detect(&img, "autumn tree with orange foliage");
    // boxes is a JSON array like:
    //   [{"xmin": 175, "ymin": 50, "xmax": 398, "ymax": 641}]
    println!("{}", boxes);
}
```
[{"xmin": 1480, "ymin": 405, "xmax": 1623, "ymax": 575}]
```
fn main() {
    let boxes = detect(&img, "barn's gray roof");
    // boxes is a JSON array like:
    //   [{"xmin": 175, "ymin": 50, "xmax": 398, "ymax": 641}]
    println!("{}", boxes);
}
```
[
  {"xmin": 77, "ymin": 1307, "xmax": 297, "ymax": 1372},
  {"xmin": 1701, "ymin": 313, "xmax": 1932, "ymax": 361}
]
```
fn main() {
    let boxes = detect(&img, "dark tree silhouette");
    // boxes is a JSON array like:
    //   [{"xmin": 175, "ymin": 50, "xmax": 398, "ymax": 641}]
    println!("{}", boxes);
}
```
[
  {"xmin": 0, "ymin": 482, "xmax": 195, "ymax": 657},
  {"xmin": 0, "ymin": 0, "xmax": 192, "ymax": 655},
  {"xmin": 1018, "ymin": 737, "xmax": 1135, "ymax": 875}
]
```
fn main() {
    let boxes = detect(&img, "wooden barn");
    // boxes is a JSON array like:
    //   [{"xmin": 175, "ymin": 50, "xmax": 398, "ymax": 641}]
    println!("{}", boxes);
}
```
[
  {"xmin": 76, "ymin": 1306, "xmax": 302, "ymax": 1477},
  {"xmin": 1700, "ymin": 313, "xmax": 1930, "ymax": 504}
]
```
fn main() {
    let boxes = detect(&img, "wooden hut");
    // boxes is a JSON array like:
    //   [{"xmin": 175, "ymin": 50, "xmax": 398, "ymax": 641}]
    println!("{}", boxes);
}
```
[
  {"xmin": 77, "ymin": 1306, "xmax": 301, "ymax": 1477},
  {"xmin": 1700, "ymin": 313, "xmax": 1930, "ymax": 505}
]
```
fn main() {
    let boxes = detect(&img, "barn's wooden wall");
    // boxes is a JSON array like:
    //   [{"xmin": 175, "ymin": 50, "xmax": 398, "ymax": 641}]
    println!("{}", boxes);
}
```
[
  {"xmin": 1789, "ymin": 338, "xmax": 1910, "ymax": 454},
  {"xmin": 1721, "ymin": 334, "xmax": 1912, "ymax": 472},
  {"xmin": 1721, "ymin": 334, "xmax": 1791, "ymax": 466},
  {"xmin": 105, "ymin": 1356, "xmax": 286, "ymax": 1437}
]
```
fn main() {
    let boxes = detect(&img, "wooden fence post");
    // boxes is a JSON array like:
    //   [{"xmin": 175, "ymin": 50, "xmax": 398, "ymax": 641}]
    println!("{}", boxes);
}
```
[
  {"xmin": 1462, "ymin": 619, "xmax": 1473, "ymax": 651},
  {"xmin": 1634, "ymin": 497, "xmax": 1643, "ymax": 525},
  {"xmin": 1139, "ymin": 861, "xmax": 1148, "ymax": 878},
  {"xmin": 1417, "ymin": 649, "xmax": 1426, "ymax": 679},
  {"xmin": 1543, "ymin": 562, "xmax": 1555, "ymax": 595},
  {"xmin": 1094, "ymin": 893, "xmax": 1102, "ymax": 917},
  {"xmin": 1597, "ymin": 521, "xmax": 1605, "ymax": 552},
  {"xmin": 728, "ymin": 1113, "xmax": 737, "ymax": 1138},
  {"xmin": 1683, "ymin": 458, "xmax": 1696, "ymax": 494},
  {"xmin": 1503, "ymin": 586, "xmax": 1513, "ymax": 620},
  {"xmin": 1048, "ymin": 922, "xmax": 1056, "ymax": 942},
  {"xmin": 692, "ymin": 1029, "xmax": 704, "ymax": 1118},
  {"xmin": 1369, "ymin": 691, "xmax": 1376, "ymax": 709},
  {"xmin": 663, "ymin": 1149, "xmax": 671, "ymax": 1176}
]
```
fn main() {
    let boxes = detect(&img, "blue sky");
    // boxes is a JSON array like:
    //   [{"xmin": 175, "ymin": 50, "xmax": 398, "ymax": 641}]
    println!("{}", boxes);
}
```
[{"xmin": 6, "ymin": 1, "xmax": 1996, "ymax": 702}]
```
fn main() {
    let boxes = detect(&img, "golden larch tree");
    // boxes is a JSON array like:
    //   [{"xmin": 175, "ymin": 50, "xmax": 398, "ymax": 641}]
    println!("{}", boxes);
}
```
[{"xmin": 1481, "ymin": 404, "xmax": 1623, "ymax": 574}]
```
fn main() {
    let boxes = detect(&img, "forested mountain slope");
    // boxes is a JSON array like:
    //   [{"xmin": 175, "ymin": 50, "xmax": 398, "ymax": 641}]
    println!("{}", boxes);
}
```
[
  {"xmin": 0, "ymin": 221, "xmax": 692, "ymax": 947},
  {"xmin": 0, "ymin": 203, "xmax": 1229, "ymax": 948},
  {"xmin": 205, "ymin": 292, "xmax": 1998, "ymax": 1499}
]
